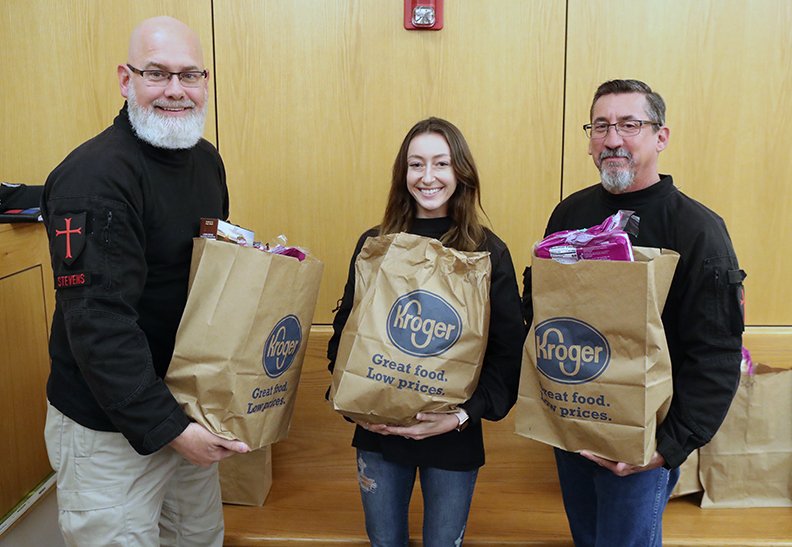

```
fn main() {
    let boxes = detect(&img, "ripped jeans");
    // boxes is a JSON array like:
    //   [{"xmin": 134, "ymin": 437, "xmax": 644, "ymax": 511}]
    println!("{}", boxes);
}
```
[{"xmin": 356, "ymin": 449, "xmax": 478, "ymax": 547}]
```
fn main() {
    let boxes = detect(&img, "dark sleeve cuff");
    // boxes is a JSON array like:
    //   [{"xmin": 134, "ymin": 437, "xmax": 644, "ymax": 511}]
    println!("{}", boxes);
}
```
[
  {"xmin": 137, "ymin": 407, "xmax": 191, "ymax": 455},
  {"xmin": 656, "ymin": 430, "xmax": 688, "ymax": 469}
]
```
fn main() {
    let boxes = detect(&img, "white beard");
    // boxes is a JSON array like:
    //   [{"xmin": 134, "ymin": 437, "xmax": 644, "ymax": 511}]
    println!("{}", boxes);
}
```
[
  {"xmin": 600, "ymin": 168, "xmax": 634, "ymax": 194},
  {"xmin": 599, "ymin": 149, "xmax": 635, "ymax": 194},
  {"xmin": 127, "ymin": 85, "xmax": 207, "ymax": 150}
]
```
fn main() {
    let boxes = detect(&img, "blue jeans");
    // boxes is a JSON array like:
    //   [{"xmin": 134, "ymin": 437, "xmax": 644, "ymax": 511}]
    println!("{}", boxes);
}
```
[
  {"xmin": 356, "ymin": 449, "xmax": 478, "ymax": 547},
  {"xmin": 554, "ymin": 448, "xmax": 680, "ymax": 547}
]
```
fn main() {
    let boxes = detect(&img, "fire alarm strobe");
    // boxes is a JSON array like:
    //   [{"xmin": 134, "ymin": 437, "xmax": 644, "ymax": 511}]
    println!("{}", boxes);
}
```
[{"xmin": 404, "ymin": 0, "xmax": 444, "ymax": 31}]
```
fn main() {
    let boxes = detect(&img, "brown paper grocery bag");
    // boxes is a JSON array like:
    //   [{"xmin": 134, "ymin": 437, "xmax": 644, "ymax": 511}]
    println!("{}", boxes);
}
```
[
  {"xmin": 670, "ymin": 449, "xmax": 702, "ymax": 498},
  {"xmin": 166, "ymin": 238, "xmax": 323, "ymax": 449},
  {"xmin": 219, "ymin": 445, "xmax": 272, "ymax": 506},
  {"xmin": 699, "ymin": 363, "xmax": 792, "ymax": 508},
  {"xmin": 515, "ymin": 247, "xmax": 679, "ymax": 466},
  {"xmin": 331, "ymin": 233, "xmax": 491, "ymax": 425}
]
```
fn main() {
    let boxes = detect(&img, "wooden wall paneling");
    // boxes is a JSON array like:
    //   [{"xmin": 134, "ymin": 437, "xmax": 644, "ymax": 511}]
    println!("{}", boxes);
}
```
[
  {"xmin": 0, "ymin": 224, "xmax": 54, "ymax": 521},
  {"xmin": 0, "ymin": 0, "xmax": 216, "ymax": 186},
  {"xmin": 213, "ymin": 0, "xmax": 566, "ymax": 323},
  {"xmin": 564, "ymin": 0, "xmax": 792, "ymax": 326},
  {"xmin": 0, "ymin": 0, "xmax": 214, "ymax": 526},
  {"xmin": 743, "ymin": 327, "xmax": 792, "ymax": 369},
  {"xmin": 0, "ymin": 225, "xmax": 54, "ymax": 326}
]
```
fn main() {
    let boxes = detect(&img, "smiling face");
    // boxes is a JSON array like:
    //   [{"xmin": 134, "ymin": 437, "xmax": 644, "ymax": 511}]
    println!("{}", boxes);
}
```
[
  {"xmin": 119, "ymin": 17, "xmax": 208, "ymax": 116},
  {"xmin": 118, "ymin": 17, "xmax": 209, "ymax": 149},
  {"xmin": 406, "ymin": 132, "xmax": 458, "ymax": 218},
  {"xmin": 589, "ymin": 92, "xmax": 669, "ymax": 193}
]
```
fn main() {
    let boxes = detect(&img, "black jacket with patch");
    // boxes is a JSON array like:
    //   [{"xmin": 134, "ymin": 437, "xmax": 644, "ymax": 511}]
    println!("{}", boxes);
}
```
[{"xmin": 42, "ymin": 104, "xmax": 228, "ymax": 455}]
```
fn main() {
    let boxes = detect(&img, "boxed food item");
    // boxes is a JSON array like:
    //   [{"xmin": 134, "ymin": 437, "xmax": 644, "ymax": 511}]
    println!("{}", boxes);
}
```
[{"xmin": 200, "ymin": 217, "xmax": 255, "ymax": 247}]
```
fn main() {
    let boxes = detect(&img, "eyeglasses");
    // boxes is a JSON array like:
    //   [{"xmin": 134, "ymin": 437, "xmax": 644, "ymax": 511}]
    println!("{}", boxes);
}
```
[
  {"xmin": 583, "ymin": 120, "xmax": 661, "ymax": 139},
  {"xmin": 126, "ymin": 64, "xmax": 207, "ymax": 87}
]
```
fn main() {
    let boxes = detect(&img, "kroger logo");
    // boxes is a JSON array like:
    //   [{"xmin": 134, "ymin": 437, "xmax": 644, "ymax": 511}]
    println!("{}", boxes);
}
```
[
  {"xmin": 386, "ymin": 290, "xmax": 462, "ymax": 357},
  {"xmin": 262, "ymin": 315, "xmax": 302, "ymax": 378},
  {"xmin": 535, "ymin": 318, "xmax": 610, "ymax": 384}
]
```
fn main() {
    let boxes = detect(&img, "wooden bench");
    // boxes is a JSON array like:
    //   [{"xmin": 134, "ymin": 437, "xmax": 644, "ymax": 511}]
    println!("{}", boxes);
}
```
[{"xmin": 223, "ymin": 328, "xmax": 792, "ymax": 546}]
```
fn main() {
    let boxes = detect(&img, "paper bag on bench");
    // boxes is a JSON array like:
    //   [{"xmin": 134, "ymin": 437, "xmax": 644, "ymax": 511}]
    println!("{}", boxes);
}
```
[
  {"xmin": 699, "ymin": 362, "xmax": 792, "ymax": 508},
  {"xmin": 515, "ymin": 247, "xmax": 679, "ymax": 466},
  {"xmin": 670, "ymin": 449, "xmax": 702, "ymax": 498},
  {"xmin": 331, "ymin": 232, "xmax": 491, "ymax": 425},
  {"xmin": 166, "ymin": 238, "xmax": 323, "ymax": 449},
  {"xmin": 219, "ymin": 445, "xmax": 272, "ymax": 506}
]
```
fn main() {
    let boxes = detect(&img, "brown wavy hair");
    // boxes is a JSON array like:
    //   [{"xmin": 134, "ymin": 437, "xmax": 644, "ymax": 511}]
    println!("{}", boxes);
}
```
[{"xmin": 379, "ymin": 117, "xmax": 487, "ymax": 252}]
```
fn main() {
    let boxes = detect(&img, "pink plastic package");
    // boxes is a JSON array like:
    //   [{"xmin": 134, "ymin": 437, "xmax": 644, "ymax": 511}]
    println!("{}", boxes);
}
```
[
  {"xmin": 252, "ymin": 234, "xmax": 308, "ymax": 261},
  {"xmin": 534, "ymin": 210, "xmax": 639, "ymax": 263}
]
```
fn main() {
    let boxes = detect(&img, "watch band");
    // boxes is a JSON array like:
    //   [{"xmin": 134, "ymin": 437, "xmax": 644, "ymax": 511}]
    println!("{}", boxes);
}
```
[{"xmin": 455, "ymin": 408, "xmax": 469, "ymax": 432}]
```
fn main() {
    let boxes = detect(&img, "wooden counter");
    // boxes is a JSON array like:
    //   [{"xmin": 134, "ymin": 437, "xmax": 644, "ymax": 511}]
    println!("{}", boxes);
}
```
[{"xmin": 0, "ymin": 223, "xmax": 54, "ymax": 527}]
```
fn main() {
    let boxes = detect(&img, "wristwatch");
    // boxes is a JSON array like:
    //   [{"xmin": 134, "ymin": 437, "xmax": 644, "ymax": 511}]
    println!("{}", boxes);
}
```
[{"xmin": 454, "ymin": 408, "xmax": 469, "ymax": 432}]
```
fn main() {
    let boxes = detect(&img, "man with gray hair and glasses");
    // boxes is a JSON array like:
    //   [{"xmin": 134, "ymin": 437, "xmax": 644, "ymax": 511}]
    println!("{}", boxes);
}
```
[
  {"xmin": 524, "ymin": 79, "xmax": 746, "ymax": 546},
  {"xmin": 42, "ymin": 16, "xmax": 248, "ymax": 546}
]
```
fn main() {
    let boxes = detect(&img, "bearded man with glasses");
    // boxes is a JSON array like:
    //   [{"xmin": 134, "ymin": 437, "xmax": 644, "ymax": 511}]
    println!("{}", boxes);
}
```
[
  {"xmin": 522, "ymin": 79, "xmax": 745, "ymax": 547},
  {"xmin": 41, "ymin": 16, "xmax": 249, "ymax": 547}
]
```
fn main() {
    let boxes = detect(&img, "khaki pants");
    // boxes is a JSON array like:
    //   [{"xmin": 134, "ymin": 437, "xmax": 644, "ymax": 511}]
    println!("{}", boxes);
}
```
[{"xmin": 44, "ymin": 404, "xmax": 223, "ymax": 547}]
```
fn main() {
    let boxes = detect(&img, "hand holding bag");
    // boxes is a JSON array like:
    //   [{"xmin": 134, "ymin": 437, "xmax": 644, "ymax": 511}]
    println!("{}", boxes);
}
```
[
  {"xmin": 166, "ymin": 238, "xmax": 323, "ymax": 449},
  {"xmin": 331, "ymin": 232, "xmax": 491, "ymax": 425}
]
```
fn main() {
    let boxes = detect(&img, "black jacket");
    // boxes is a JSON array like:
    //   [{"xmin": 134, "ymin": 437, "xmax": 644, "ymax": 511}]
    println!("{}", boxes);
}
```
[
  {"xmin": 527, "ymin": 176, "xmax": 744, "ymax": 468},
  {"xmin": 42, "ymin": 104, "xmax": 228, "ymax": 455}
]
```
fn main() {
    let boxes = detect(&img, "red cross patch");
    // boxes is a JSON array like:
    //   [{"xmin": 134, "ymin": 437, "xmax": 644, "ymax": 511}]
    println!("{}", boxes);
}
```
[{"xmin": 52, "ymin": 212, "xmax": 87, "ymax": 266}]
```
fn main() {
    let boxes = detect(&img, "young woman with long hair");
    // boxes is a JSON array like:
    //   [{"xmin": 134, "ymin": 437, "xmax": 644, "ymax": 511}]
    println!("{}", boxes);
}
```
[{"xmin": 327, "ymin": 117, "xmax": 525, "ymax": 546}]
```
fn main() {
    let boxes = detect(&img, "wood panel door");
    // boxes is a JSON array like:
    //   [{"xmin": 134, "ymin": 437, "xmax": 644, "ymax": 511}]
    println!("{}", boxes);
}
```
[
  {"xmin": 564, "ymin": 0, "xmax": 792, "ymax": 326},
  {"xmin": 0, "ymin": 224, "xmax": 54, "ymax": 521},
  {"xmin": 0, "ymin": 0, "xmax": 215, "ymax": 526},
  {"xmin": 213, "ymin": 0, "xmax": 566, "ymax": 323},
  {"xmin": 0, "ymin": 0, "xmax": 216, "ymax": 186}
]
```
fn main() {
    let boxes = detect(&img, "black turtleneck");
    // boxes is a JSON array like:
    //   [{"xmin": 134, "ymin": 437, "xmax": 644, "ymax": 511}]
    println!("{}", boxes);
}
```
[
  {"xmin": 328, "ymin": 217, "xmax": 526, "ymax": 471},
  {"xmin": 42, "ymin": 104, "xmax": 228, "ymax": 455}
]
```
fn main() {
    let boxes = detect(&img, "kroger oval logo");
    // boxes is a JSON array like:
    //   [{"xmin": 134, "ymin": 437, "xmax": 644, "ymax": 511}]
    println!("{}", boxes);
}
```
[
  {"xmin": 386, "ymin": 290, "xmax": 462, "ymax": 357},
  {"xmin": 535, "ymin": 317, "xmax": 610, "ymax": 384},
  {"xmin": 262, "ymin": 315, "xmax": 302, "ymax": 378}
]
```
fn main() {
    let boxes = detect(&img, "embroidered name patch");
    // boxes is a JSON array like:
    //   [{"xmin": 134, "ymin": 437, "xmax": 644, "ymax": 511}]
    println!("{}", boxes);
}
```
[{"xmin": 55, "ymin": 272, "xmax": 91, "ymax": 289}]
